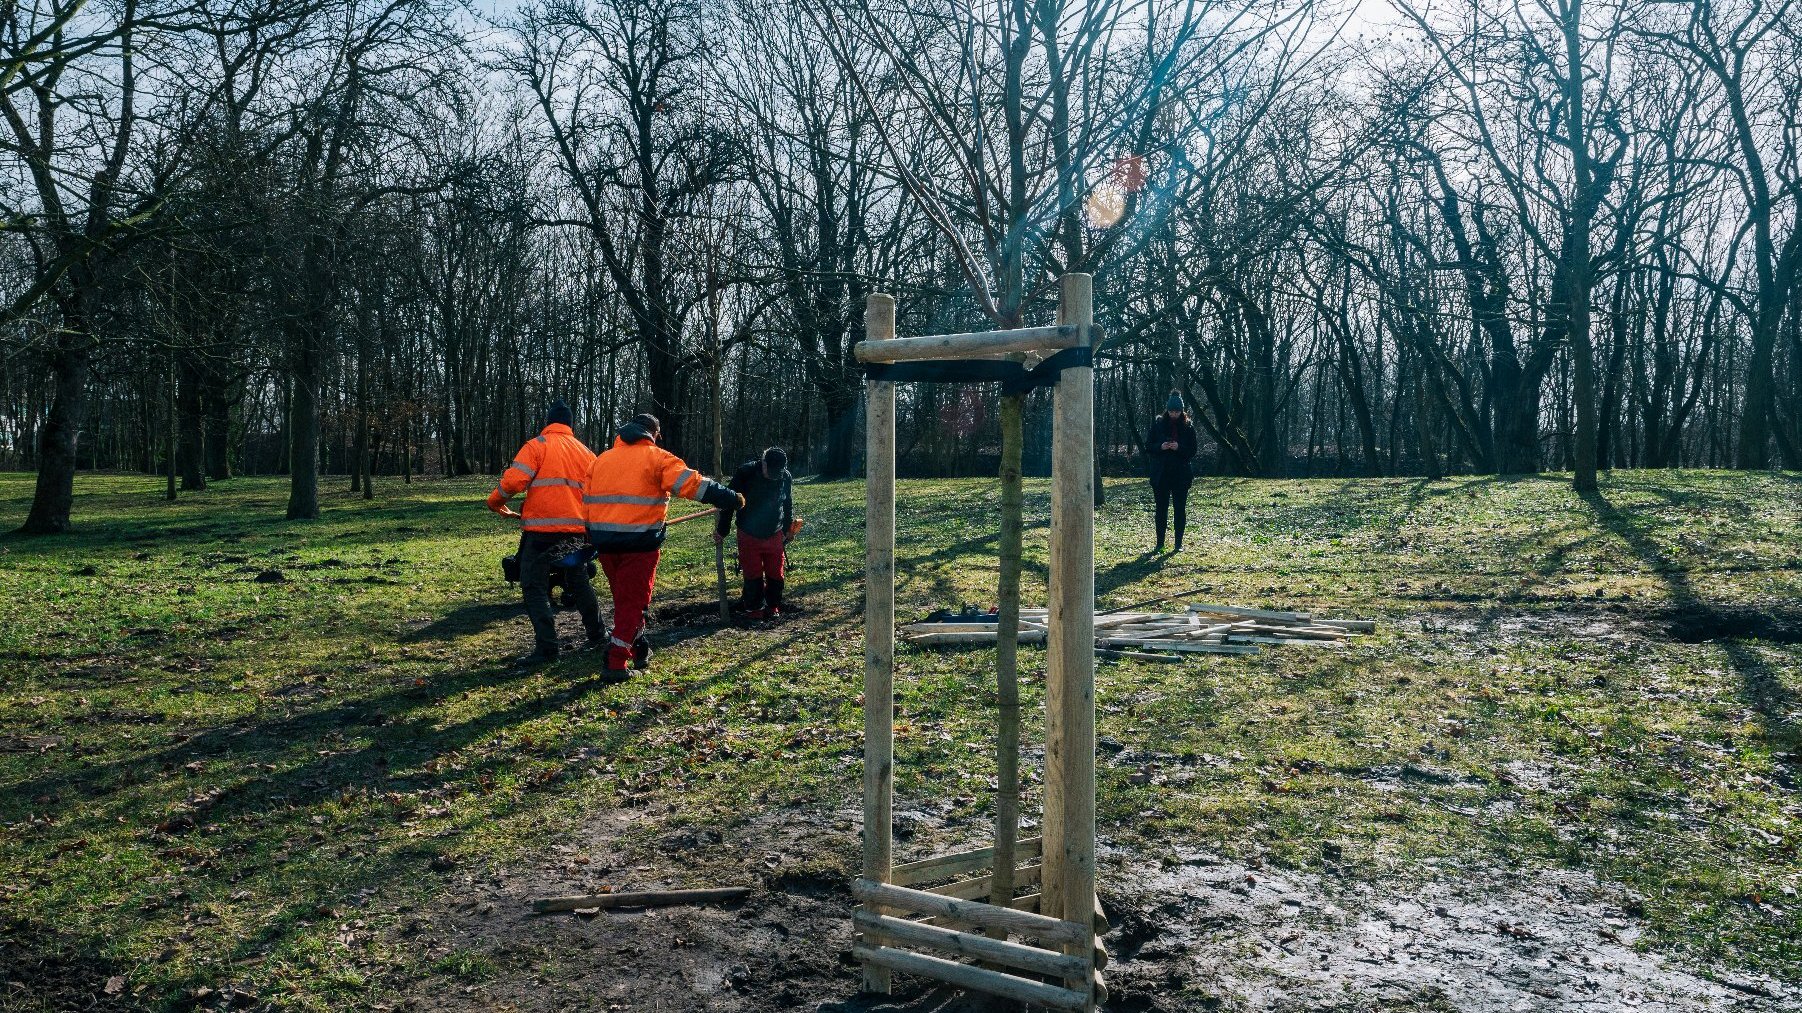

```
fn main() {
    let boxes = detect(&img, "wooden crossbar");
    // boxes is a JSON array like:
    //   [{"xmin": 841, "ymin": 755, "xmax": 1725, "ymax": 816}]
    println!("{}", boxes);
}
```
[
  {"xmin": 917, "ymin": 890, "xmax": 1040, "ymax": 929},
  {"xmin": 930, "ymin": 861, "xmax": 1042, "ymax": 901},
  {"xmin": 852, "ymin": 879, "xmax": 1090, "ymax": 946},
  {"xmin": 852, "ymin": 324, "xmax": 1082, "ymax": 363},
  {"xmin": 851, "ymin": 944, "xmax": 1091, "ymax": 1011},
  {"xmin": 852, "ymin": 911, "xmax": 1084, "ymax": 979},
  {"xmin": 893, "ymin": 836, "xmax": 1044, "ymax": 887}
]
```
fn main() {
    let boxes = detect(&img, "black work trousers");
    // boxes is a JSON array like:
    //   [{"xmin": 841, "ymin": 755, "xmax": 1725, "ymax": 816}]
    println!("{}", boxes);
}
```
[
  {"xmin": 1152, "ymin": 474, "xmax": 1192, "ymax": 549},
  {"xmin": 518, "ymin": 532, "xmax": 602, "ymax": 652}
]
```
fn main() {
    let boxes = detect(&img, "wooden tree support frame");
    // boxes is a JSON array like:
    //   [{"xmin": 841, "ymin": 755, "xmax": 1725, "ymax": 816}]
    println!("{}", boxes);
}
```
[{"xmin": 858, "ymin": 276, "xmax": 1103, "ymax": 1011}]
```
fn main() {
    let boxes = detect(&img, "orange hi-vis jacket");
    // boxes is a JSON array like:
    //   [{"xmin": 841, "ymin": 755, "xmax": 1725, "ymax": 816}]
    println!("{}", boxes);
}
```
[
  {"xmin": 487, "ymin": 423, "xmax": 596, "ymax": 534},
  {"xmin": 582, "ymin": 426, "xmax": 734, "ymax": 553}
]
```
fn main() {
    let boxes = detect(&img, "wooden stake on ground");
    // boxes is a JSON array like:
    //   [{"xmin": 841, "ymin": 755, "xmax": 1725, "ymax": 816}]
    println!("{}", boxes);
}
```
[
  {"xmin": 862, "ymin": 292, "xmax": 897, "ymax": 995},
  {"xmin": 715, "ymin": 538, "xmax": 730, "ymax": 621},
  {"xmin": 530, "ymin": 887, "xmax": 750, "ymax": 913},
  {"xmin": 993, "ymin": 390, "xmax": 1024, "ymax": 922},
  {"xmin": 1050, "ymin": 272, "xmax": 1097, "ymax": 1009}
]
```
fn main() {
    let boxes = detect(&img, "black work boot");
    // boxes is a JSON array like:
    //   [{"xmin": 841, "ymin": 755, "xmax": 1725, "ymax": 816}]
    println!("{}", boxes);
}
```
[
  {"xmin": 514, "ymin": 645, "xmax": 559, "ymax": 667},
  {"xmin": 766, "ymin": 578, "xmax": 786, "ymax": 617},
  {"xmin": 740, "ymin": 578, "xmax": 766, "ymax": 618},
  {"xmin": 582, "ymin": 618, "xmax": 608, "ymax": 651},
  {"xmin": 631, "ymin": 633, "xmax": 652, "ymax": 671}
]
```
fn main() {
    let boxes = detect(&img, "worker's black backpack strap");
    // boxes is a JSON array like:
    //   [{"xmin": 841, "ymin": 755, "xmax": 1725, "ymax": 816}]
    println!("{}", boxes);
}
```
[{"xmin": 860, "ymin": 343, "xmax": 1095, "ymax": 394}]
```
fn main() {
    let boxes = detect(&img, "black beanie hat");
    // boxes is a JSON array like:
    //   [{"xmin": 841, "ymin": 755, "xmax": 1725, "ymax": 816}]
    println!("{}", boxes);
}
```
[
  {"xmin": 763, "ymin": 447, "xmax": 788, "ymax": 472},
  {"xmin": 545, "ymin": 401, "xmax": 573, "ymax": 427}
]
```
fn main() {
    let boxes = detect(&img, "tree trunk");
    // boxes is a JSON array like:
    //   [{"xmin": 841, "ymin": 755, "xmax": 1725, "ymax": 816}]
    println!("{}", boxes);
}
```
[
  {"xmin": 287, "ymin": 325, "xmax": 322, "ymax": 520},
  {"xmin": 203, "ymin": 380, "xmax": 232, "ymax": 480},
  {"xmin": 1563, "ymin": 0, "xmax": 1598, "ymax": 494},
  {"xmin": 21, "ymin": 334, "xmax": 92, "ymax": 534},
  {"xmin": 177, "ymin": 350, "xmax": 207, "ymax": 491},
  {"xmin": 819, "ymin": 389, "xmax": 858, "ymax": 479}
]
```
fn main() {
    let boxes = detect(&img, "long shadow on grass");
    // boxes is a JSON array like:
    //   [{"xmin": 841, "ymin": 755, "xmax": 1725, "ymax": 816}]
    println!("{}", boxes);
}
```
[
  {"xmin": 4, "ymin": 646, "xmax": 802, "ymax": 1004},
  {"xmin": 1582, "ymin": 489, "xmax": 1799, "ymax": 750},
  {"xmin": 403, "ymin": 603, "xmax": 521, "ymax": 642},
  {"xmin": 1094, "ymin": 551, "xmax": 1172, "ymax": 603}
]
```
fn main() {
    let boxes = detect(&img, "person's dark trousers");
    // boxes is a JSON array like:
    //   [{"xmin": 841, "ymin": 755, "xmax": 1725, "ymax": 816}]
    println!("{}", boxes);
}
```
[
  {"xmin": 519, "ymin": 532, "xmax": 603, "ymax": 654},
  {"xmin": 1152, "ymin": 474, "xmax": 1193, "ymax": 551}
]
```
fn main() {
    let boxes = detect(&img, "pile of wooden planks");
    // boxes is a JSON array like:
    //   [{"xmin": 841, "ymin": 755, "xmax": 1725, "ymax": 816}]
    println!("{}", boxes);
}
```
[{"xmin": 899, "ymin": 603, "xmax": 1374, "ymax": 662}]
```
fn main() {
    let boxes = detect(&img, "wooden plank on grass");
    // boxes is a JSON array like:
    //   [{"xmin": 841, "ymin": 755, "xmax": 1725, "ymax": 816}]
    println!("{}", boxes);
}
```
[{"xmin": 531, "ymin": 887, "xmax": 749, "ymax": 913}]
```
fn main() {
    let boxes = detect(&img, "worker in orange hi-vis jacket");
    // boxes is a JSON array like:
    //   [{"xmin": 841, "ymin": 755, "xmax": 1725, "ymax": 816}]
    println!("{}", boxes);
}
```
[
  {"xmin": 582, "ymin": 413, "xmax": 742, "ymax": 677},
  {"xmin": 487, "ymin": 401, "xmax": 603, "ymax": 665}
]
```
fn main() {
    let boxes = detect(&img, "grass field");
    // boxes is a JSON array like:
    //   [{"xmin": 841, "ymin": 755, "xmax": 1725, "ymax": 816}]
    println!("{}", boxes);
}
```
[{"xmin": 1, "ymin": 469, "xmax": 1798, "ymax": 1010}]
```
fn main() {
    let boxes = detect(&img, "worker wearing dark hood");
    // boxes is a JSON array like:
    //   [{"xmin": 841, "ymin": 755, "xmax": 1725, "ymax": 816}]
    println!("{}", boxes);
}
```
[
  {"xmin": 714, "ymin": 447, "xmax": 797, "ymax": 618},
  {"xmin": 488, "ymin": 401, "xmax": 603, "ymax": 664}
]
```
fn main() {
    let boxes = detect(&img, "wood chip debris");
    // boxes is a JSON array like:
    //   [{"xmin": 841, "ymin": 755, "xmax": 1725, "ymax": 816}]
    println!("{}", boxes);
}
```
[{"xmin": 899, "ymin": 603, "xmax": 1375, "ymax": 662}]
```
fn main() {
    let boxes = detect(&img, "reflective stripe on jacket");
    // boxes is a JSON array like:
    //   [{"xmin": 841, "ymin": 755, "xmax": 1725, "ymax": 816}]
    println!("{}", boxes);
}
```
[
  {"xmin": 487, "ymin": 423, "xmax": 596, "ymax": 533},
  {"xmin": 582, "ymin": 432, "xmax": 726, "ymax": 552}
]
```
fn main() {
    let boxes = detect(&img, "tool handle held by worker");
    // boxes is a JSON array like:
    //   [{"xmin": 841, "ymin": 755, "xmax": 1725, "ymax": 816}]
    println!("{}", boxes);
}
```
[{"xmin": 666, "ymin": 506, "xmax": 718, "ymax": 527}]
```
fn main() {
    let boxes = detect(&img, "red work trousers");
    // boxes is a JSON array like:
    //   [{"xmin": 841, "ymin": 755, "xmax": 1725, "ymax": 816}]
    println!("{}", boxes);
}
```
[
  {"xmin": 737, "ymin": 532, "xmax": 787, "ymax": 581},
  {"xmin": 598, "ymin": 549, "xmax": 660, "ymax": 659}
]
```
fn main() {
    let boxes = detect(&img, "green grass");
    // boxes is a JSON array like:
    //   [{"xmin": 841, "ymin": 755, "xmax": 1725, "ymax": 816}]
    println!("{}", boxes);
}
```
[{"xmin": 1, "ymin": 469, "xmax": 1798, "ymax": 1008}]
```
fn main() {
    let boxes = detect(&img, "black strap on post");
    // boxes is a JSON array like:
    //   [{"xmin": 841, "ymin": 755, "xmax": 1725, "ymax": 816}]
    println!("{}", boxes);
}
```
[
  {"xmin": 1002, "ymin": 345, "xmax": 1092, "ymax": 395},
  {"xmin": 862, "ymin": 344, "xmax": 1093, "ymax": 393}
]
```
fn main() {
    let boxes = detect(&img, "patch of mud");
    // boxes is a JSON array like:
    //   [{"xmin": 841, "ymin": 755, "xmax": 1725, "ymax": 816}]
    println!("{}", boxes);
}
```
[
  {"xmin": 381, "ymin": 808, "xmax": 1793, "ymax": 1013},
  {"xmin": 1099, "ymin": 850, "xmax": 1791, "ymax": 1012},
  {"xmin": 392, "ymin": 808, "xmax": 966, "ymax": 1013}
]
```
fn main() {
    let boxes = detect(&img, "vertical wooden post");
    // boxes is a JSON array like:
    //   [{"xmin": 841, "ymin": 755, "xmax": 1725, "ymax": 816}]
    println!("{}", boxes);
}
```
[
  {"xmin": 1049, "ymin": 274, "xmax": 1097, "ymax": 1008},
  {"xmin": 861, "ymin": 292, "xmax": 897, "ymax": 995},
  {"xmin": 991, "ymin": 392, "xmax": 1024, "ymax": 919}
]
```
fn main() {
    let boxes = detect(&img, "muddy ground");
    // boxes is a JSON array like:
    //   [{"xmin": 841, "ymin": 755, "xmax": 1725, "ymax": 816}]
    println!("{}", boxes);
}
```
[
  {"xmin": 394, "ymin": 798, "xmax": 1791, "ymax": 1013},
  {"xmin": 391, "ymin": 602, "xmax": 1797, "ymax": 1012}
]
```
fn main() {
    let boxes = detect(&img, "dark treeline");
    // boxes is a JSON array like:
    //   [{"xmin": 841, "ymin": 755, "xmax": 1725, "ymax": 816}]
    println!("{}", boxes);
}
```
[{"xmin": 4, "ymin": 0, "xmax": 1800, "ymax": 531}]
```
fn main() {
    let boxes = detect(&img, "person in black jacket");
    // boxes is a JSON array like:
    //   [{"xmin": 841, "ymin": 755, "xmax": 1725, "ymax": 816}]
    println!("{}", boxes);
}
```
[
  {"xmin": 714, "ymin": 447, "xmax": 796, "ymax": 618},
  {"xmin": 1144, "ymin": 392, "xmax": 1198, "ymax": 552}
]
